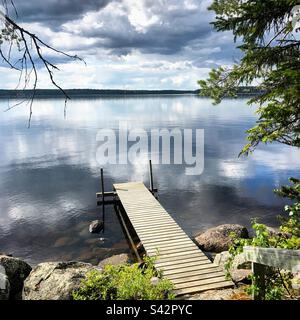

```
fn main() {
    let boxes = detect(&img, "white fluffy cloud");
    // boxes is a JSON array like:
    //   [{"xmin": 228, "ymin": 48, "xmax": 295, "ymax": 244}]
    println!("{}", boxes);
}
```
[{"xmin": 0, "ymin": 0, "xmax": 240, "ymax": 89}]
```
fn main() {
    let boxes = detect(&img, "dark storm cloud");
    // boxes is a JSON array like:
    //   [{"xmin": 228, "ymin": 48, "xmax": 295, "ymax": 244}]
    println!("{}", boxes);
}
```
[
  {"xmin": 58, "ymin": 0, "xmax": 219, "ymax": 57},
  {"xmin": 11, "ymin": 0, "xmax": 110, "ymax": 26},
  {"xmin": 6, "ymin": 0, "xmax": 239, "ymax": 65}
]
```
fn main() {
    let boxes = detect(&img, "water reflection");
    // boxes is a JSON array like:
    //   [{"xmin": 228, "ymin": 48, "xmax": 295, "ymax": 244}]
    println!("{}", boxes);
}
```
[{"xmin": 0, "ymin": 96, "xmax": 299, "ymax": 265}]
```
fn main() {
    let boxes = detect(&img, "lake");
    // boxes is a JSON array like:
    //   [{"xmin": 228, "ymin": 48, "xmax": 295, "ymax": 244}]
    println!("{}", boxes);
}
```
[{"xmin": 0, "ymin": 95, "xmax": 299, "ymax": 266}]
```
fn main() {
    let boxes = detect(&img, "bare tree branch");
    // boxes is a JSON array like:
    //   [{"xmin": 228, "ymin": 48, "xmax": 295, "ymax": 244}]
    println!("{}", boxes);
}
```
[{"xmin": 0, "ymin": 0, "xmax": 85, "ymax": 127}]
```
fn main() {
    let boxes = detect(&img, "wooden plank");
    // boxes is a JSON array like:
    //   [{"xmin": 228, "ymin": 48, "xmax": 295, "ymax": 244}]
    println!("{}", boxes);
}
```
[
  {"xmin": 131, "ymin": 221, "xmax": 179, "ymax": 228},
  {"xmin": 142, "ymin": 236, "xmax": 192, "ymax": 245},
  {"xmin": 142, "ymin": 236, "xmax": 190, "ymax": 246},
  {"xmin": 166, "ymin": 267, "xmax": 223, "ymax": 280},
  {"xmin": 139, "ymin": 231, "xmax": 187, "ymax": 241},
  {"xmin": 133, "ymin": 224, "xmax": 182, "ymax": 232},
  {"xmin": 129, "ymin": 217, "xmax": 175, "ymax": 223},
  {"xmin": 163, "ymin": 263, "xmax": 214, "ymax": 276},
  {"xmin": 148, "ymin": 248, "xmax": 201, "ymax": 258},
  {"xmin": 174, "ymin": 281, "xmax": 234, "ymax": 296},
  {"xmin": 147, "ymin": 243, "xmax": 198, "ymax": 253},
  {"xmin": 134, "ymin": 226, "xmax": 184, "ymax": 235},
  {"xmin": 154, "ymin": 251, "xmax": 208, "ymax": 261},
  {"xmin": 147, "ymin": 245, "xmax": 200, "ymax": 255},
  {"xmin": 155, "ymin": 256, "xmax": 210, "ymax": 268},
  {"xmin": 126, "ymin": 210, "xmax": 169, "ymax": 216},
  {"xmin": 144, "ymin": 245, "xmax": 199, "ymax": 257},
  {"xmin": 160, "ymin": 260, "xmax": 212, "ymax": 271},
  {"xmin": 143, "ymin": 238, "xmax": 190, "ymax": 248},
  {"xmin": 170, "ymin": 271, "xmax": 226, "ymax": 285},
  {"xmin": 136, "ymin": 230, "xmax": 187, "ymax": 239},
  {"xmin": 174, "ymin": 276, "xmax": 228, "ymax": 290}
]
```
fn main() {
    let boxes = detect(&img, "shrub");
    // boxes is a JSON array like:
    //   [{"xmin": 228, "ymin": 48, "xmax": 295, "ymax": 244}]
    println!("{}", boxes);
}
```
[
  {"xmin": 225, "ymin": 178, "xmax": 300, "ymax": 300},
  {"xmin": 72, "ymin": 256, "xmax": 175, "ymax": 300}
]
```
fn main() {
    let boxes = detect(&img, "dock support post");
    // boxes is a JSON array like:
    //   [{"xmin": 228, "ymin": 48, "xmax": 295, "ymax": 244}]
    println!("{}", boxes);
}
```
[
  {"xmin": 101, "ymin": 168, "xmax": 105, "ymax": 232},
  {"xmin": 149, "ymin": 159, "xmax": 154, "ymax": 193},
  {"xmin": 114, "ymin": 204, "xmax": 142, "ymax": 263}
]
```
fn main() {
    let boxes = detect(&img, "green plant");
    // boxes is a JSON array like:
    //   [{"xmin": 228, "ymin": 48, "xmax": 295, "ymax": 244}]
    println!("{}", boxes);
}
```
[
  {"xmin": 72, "ymin": 256, "xmax": 175, "ymax": 300},
  {"xmin": 198, "ymin": 0, "xmax": 300, "ymax": 156},
  {"xmin": 225, "ymin": 178, "xmax": 300, "ymax": 300}
]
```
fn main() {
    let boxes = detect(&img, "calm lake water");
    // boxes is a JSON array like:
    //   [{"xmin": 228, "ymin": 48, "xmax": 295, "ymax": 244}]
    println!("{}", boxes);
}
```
[{"xmin": 0, "ymin": 96, "xmax": 299, "ymax": 266}]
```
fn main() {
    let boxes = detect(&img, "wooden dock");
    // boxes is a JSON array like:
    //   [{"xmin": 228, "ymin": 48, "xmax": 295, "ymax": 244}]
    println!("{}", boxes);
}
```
[{"xmin": 113, "ymin": 181, "xmax": 233, "ymax": 296}]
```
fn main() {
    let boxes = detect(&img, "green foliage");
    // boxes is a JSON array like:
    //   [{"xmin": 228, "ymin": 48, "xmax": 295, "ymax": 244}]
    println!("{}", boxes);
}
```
[
  {"xmin": 72, "ymin": 256, "xmax": 175, "ymax": 300},
  {"xmin": 225, "ymin": 178, "xmax": 300, "ymax": 300},
  {"xmin": 199, "ymin": 0, "xmax": 300, "ymax": 155}
]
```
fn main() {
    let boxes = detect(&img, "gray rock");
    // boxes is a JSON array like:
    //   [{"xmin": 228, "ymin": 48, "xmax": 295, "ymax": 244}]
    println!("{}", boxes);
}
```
[
  {"xmin": 0, "ymin": 266, "xmax": 10, "ymax": 300},
  {"xmin": 22, "ymin": 261, "xmax": 99, "ymax": 300},
  {"xmin": 98, "ymin": 254, "xmax": 130, "ymax": 268},
  {"xmin": 213, "ymin": 251, "xmax": 231, "ymax": 268},
  {"xmin": 265, "ymin": 226, "xmax": 280, "ymax": 237},
  {"xmin": 292, "ymin": 272, "xmax": 300, "ymax": 290},
  {"xmin": 214, "ymin": 251, "xmax": 251, "ymax": 271},
  {"xmin": 185, "ymin": 285, "xmax": 251, "ymax": 300},
  {"xmin": 231, "ymin": 269, "xmax": 252, "ymax": 284},
  {"xmin": 0, "ymin": 255, "xmax": 32, "ymax": 299},
  {"xmin": 194, "ymin": 224, "xmax": 249, "ymax": 253},
  {"xmin": 89, "ymin": 220, "xmax": 104, "ymax": 233},
  {"xmin": 150, "ymin": 277, "xmax": 160, "ymax": 286}
]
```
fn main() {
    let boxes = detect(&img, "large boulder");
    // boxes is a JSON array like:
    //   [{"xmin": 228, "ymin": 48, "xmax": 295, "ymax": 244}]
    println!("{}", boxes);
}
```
[
  {"xmin": 98, "ymin": 254, "xmax": 130, "ymax": 268},
  {"xmin": 0, "ymin": 255, "xmax": 32, "ymax": 299},
  {"xmin": 0, "ymin": 266, "xmax": 10, "ymax": 300},
  {"xmin": 194, "ymin": 224, "xmax": 249, "ymax": 253},
  {"xmin": 22, "ymin": 261, "xmax": 99, "ymax": 300}
]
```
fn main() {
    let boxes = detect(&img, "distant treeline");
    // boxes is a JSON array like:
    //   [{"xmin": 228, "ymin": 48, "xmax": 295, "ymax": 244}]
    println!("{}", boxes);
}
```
[{"xmin": 0, "ymin": 87, "xmax": 264, "ymax": 99}]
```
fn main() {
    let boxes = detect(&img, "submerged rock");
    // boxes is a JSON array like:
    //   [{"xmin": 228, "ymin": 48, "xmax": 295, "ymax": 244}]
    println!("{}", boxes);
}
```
[
  {"xmin": 23, "ymin": 261, "xmax": 99, "ymax": 300},
  {"xmin": 98, "ymin": 253, "xmax": 130, "ymax": 268},
  {"xmin": 89, "ymin": 220, "xmax": 104, "ymax": 233},
  {"xmin": 194, "ymin": 224, "xmax": 249, "ymax": 253},
  {"xmin": 0, "ymin": 255, "xmax": 32, "ymax": 299},
  {"xmin": 0, "ymin": 266, "xmax": 10, "ymax": 300}
]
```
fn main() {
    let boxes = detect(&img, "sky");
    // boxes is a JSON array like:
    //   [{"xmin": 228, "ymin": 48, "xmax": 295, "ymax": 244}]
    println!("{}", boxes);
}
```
[{"xmin": 0, "ymin": 0, "xmax": 241, "ymax": 90}]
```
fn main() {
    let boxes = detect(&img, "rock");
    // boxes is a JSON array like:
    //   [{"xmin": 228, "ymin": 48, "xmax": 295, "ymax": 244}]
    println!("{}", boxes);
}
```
[
  {"xmin": 98, "ymin": 254, "xmax": 130, "ymax": 268},
  {"xmin": 150, "ymin": 277, "xmax": 160, "ymax": 286},
  {"xmin": 231, "ymin": 269, "xmax": 252, "ymax": 284},
  {"xmin": 213, "ymin": 251, "xmax": 231, "ymax": 268},
  {"xmin": 194, "ymin": 224, "xmax": 249, "ymax": 253},
  {"xmin": 22, "ymin": 261, "xmax": 98, "ymax": 300},
  {"xmin": 89, "ymin": 220, "xmax": 104, "ymax": 233},
  {"xmin": 214, "ymin": 251, "xmax": 251, "ymax": 271},
  {"xmin": 292, "ymin": 272, "xmax": 300, "ymax": 290},
  {"xmin": 54, "ymin": 236, "xmax": 78, "ymax": 248},
  {"xmin": 0, "ymin": 266, "xmax": 10, "ymax": 300},
  {"xmin": 185, "ymin": 285, "xmax": 251, "ymax": 300},
  {"xmin": 0, "ymin": 255, "xmax": 32, "ymax": 299},
  {"xmin": 265, "ymin": 226, "xmax": 280, "ymax": 237},
  {"xmin": 0, "ymin": 252, "xmax": 12, "ymax": 257}
]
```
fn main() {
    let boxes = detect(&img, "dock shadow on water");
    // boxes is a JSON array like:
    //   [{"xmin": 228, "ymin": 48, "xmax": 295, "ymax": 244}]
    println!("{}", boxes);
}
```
[{"xmin": 0, "ymin": 96, "xmax": 300, "ymax": 265}]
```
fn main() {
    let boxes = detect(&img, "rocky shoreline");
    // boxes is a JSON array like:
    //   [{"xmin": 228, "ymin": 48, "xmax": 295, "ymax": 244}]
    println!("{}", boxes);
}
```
[{"xmin": 0, "ymin": 224, "xmax": 275, "ymax": 300}]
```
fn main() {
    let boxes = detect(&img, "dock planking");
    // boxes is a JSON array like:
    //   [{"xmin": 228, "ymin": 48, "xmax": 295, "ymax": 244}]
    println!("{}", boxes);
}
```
[{"xmin": 113, "ymin": 182, "xmax": 233, "ymax": 296}]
